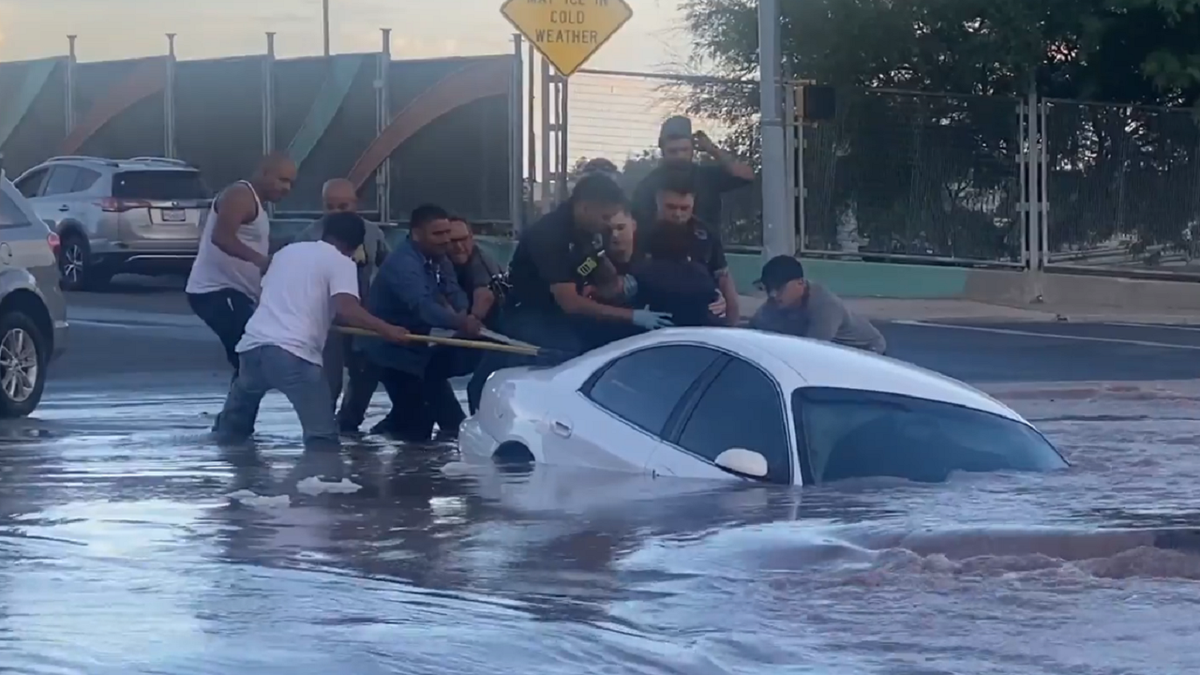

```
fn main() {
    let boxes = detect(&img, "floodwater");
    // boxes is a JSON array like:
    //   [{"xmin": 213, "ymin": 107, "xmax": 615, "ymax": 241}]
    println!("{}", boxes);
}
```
[{"xmin": 3, "ymin": 381, "xmax": 1200, "ymax": 675}]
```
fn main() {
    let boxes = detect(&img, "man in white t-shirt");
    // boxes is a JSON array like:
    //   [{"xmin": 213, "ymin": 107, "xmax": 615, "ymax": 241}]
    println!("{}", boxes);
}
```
[{"xmin": 211, "ymin": 212, "xmax": 410, "ymax": 450}]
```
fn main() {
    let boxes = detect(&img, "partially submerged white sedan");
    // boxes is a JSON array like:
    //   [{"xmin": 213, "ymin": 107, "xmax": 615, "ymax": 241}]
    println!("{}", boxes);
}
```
[{"xmin": 459, "ymin": 328, "xmax": 1067, "ymax": 485}]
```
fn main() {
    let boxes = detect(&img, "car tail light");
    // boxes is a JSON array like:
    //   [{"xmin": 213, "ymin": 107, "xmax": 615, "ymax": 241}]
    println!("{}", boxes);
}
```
[
  {"xmin": 47, "ymin": 232, "xmax": 60, "ymax": 256},
  {"xmin": 98, "ymin": 197, "xmax": 152, "ymax": 213}
]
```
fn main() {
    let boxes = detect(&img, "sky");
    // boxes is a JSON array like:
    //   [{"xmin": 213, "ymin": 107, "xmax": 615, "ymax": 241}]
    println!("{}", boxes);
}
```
[
  {"xmin": 0, "ymin": 0, "xmax": 689, "ymax": 69},
  {"xmin": 0, "ymin": 0, "xmax": 721, "ymax": 163}
]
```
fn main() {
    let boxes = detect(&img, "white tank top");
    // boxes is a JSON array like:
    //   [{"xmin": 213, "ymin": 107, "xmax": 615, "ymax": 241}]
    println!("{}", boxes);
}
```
[{"xmin": 186, "ymin": 180, "xmax": 271, "ymax": 300}]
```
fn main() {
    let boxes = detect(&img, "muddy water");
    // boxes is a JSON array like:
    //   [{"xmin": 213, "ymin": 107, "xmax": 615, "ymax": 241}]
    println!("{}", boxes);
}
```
[{"xmin": 2, "ymin": 382, "xmax": 1200, "ymax": 674}]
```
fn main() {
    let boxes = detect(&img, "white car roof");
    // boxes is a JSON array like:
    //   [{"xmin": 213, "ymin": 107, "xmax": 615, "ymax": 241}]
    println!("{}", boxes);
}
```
[{"xmin": 552, "ymin": 327, "xmax": 1025, "ymax": 424}]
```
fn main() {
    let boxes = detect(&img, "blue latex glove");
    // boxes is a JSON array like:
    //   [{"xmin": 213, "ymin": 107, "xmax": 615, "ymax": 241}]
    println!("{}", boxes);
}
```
[{"xmin": 632, "ymin": 308, "xmax": 674, "ymax": 330}]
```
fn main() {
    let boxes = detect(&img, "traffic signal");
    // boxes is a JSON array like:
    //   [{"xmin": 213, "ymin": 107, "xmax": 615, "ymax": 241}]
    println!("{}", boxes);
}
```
[{"xmin": 794, "ymin": 84, "xmax": 836, "ymax": 122}]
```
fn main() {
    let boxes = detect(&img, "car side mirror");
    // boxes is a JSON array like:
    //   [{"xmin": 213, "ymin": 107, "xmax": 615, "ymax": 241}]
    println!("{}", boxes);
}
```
[{"xmin": 714, "ymin": 448, "xmax": 769, "ymax": 479}]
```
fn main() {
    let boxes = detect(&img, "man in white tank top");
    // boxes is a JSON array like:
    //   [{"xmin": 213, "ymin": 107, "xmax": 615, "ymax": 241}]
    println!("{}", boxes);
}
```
[{"xmin": 186, "ymin": 153, "xmax": 297, "ymax": 376}]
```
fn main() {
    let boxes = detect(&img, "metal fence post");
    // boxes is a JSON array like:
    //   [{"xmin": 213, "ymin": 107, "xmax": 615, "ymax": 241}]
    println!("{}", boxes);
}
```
[
  {"xmin": 1038, "ymin": 97, "xmax": 1050, "ymax": 272},
  {"xmin": 65, "ymin": 35, "xmax": 77, "ymax": 134},
  {"xmin": 526, "ymin": 43, "xmax": 537, "ymax": 223},
  {"xmin": 376, "ymin": 28, "xmax": 392, "ymax": 223},
  {"xmin": 539, "ymin": 57, "xmax": 552, "ymax": 214},
  {"xmin": 1018, "ymin": 95, "xmax": 1029, "ymax": 271},
  {"xmin": 1026, "ymin": 82, "xmax": 1042, "ymax": 277},
  {"xmin": 510, "ymin": 33, "xmax": 524, "ymax": 233},
  {"xmin": 165, "ymin": 34, "xmax": 177, "ymax": 159},
  {"xmin": 262, "ymin": 32, "xmax": 276, "ymax": 156},
  {"xmin": 558, "ymin": 73, "xmax": 570, "ymax": 203},
  {"xmin": 262, "ymin": 32, "xmax": 276, "ymax": 217}
]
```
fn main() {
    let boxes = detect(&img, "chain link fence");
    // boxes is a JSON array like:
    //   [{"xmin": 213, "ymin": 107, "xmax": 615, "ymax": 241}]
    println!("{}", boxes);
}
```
[
  {"xmin": 566, "ymin": 69, "xmax": 762, "ymax": 248},
  {"xmin": 801, "ymin": 88, "xmax": 1024, "ymax": 265},
  {"xmin": 1043, "ymin": 99, "xmax": 1200, "ymax": 273}
]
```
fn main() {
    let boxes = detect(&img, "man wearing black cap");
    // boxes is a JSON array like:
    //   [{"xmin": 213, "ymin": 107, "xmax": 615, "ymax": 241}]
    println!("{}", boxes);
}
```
[
  {"xmin": 630, "ymin": 115, "xmax": 755, "ymax": 241},
  {"xmin": 751, "ymin": 255, "xmax": 887, "ymax": 354}
]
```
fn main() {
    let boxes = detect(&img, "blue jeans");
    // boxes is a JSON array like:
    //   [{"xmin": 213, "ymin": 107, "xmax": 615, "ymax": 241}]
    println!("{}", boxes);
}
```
[{"xmin": 213, "ymin": 345, "xmax": 340, "ymax": 450}]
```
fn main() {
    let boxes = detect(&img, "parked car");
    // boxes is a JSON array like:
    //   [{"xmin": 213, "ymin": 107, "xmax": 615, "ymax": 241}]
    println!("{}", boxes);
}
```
[
  {"xmin": 14, "ymin": 156, "xmax": 212, "ymax": 290},
  {"xmin": 0, "ymin": 173, "xmax": 69, "ymax": 417},
  {"xmin": 459, "ymin": 328, "xmax": 1068, "ymax": 485}
]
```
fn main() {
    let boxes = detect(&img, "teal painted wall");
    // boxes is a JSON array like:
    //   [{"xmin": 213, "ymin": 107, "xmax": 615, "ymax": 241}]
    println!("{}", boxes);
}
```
[{"xmin": 268, "ymin": 221, "xmax": 970, "ymax": 299}]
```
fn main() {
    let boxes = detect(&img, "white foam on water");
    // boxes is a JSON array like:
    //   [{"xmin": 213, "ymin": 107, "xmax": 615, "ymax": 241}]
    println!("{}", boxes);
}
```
[
  {"xmin": 225, "ymin": 490, "xmax": 291, "ymax": 509},
  {"xmin": 294, "ymin": 477, "xmax": 362, "ymax": 496}
]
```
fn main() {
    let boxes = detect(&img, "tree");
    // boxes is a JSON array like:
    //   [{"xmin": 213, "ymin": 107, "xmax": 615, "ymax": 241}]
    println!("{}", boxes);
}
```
[{"xmin": 681, "ymin": 0, "xmax": 1200, "ymax": 258}]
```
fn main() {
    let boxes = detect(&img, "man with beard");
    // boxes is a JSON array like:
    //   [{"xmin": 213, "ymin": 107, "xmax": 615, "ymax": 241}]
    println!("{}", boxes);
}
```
[
  {"xmin": 293, "ymin": 178, "xmax": 391, "ymax": 433},
  {"xmin": 446, "ymin": 215, "xmax": 507, "ymax": 415}
]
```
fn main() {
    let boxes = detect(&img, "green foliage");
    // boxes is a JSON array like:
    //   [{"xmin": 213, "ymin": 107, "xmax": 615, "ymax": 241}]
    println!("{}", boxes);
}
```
[{"xmin": 681, "ymin": 0, "xmax": 1200, "ymax": 258}]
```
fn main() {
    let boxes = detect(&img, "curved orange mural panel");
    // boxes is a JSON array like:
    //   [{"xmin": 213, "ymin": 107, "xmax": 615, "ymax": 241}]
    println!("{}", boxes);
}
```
[
  {"xmin": 347, "ymin": 58, "xmax": 512, "ymax": 190},
  {"xmin": 60, "ymin": 58, "xmax": 168, "ymax": 155}
]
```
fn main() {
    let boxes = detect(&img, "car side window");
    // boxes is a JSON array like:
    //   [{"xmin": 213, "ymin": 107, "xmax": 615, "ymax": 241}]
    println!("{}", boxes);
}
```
[
  {"xmin": 72, "ymin": 168, "xmax": 101, "ymax": 193},
  {"xmin": 795, "ymin": 387, "xmax": 1068, "ymax": 484},
  {"xmin": 42, "ymin": 167, "xmax": 80, "ymax": 197},
  {"xmin": 0, "ymin": 190, "xmax": 33, "ymax": 230},
  {"xmin": 675, "ymin": 358, "xmax": 792, "ymax": 484},
  {"xmin": 584, "ymin": 345, "xmax": 723, "ymax": 437},
  {"xmin": 15, "ymin": 169, "xmax": 48, "ymax": 199}
]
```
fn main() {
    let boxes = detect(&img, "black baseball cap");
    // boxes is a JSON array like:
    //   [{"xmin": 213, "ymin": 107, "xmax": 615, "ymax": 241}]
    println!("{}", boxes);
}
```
[
  {"xmin": 756, "ymin": 255, "xmax": 806, "ymax": 292},
  {"xmin": 659, "ymin": 115, "xmax": 693, "ymax": 142}
]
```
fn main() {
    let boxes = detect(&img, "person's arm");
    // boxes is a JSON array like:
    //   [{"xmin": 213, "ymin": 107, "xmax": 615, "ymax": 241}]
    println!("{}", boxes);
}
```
[
  {"xmin": 525, "ymin": 232, "xmax": 634, "ymax": 323},
  {"xmin": 705, "ymin": 233, "xmax": 740, "ymax": 325},
  {"xmin": 327, "ymin": 255, "xmax": 408, "ymax": 341},
  {"xmin": 379, "ymin": 252, "xmax": 469, "ymax": 331},
  {"xmin": 210, "ymin": 183, "xmax": 270, "ymax": 270},
  {"xmin": 333, "ymin": 294, "xmax": 409, "ymax": 342},
  {"xmin": 695, "ymin": 132, "xmax": 755, "ymax": 184}
]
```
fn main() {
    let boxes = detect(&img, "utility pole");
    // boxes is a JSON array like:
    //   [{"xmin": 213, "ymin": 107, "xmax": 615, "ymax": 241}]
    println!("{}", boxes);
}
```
[
  {"xmin": 758, "ymin": 0, "xmax": 794, "ymax": 259},
  {"xmin": 322, "ymin": 0, "xmax": 331, "ymax": 56}
]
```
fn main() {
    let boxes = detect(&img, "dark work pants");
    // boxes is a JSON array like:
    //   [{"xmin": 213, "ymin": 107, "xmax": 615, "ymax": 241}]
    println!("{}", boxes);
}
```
[
  {"xmin": 321, "ymin": 330, "xmax": 382, "ymax": 431},
  {"xmin": 188, "ymin": 289, "xmax": 256, "ymax": 375},
  {"xmin": 375, "ymin": 348, "xmax": 465, "ymax": 441}
]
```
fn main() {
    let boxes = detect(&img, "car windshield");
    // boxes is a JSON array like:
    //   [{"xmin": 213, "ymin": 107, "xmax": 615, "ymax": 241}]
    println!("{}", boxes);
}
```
[
  {"xmin": 113, "ymin": 170, "xmax": 210, "ymax": 201},
  {"xmin": 794, "ymin": 387, "xmax": 1067, "ymax": 484}
]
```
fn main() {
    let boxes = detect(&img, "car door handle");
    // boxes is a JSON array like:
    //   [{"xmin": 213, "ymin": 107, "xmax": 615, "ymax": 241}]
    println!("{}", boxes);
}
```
[
  {"xmin": 57, "ymin": 205, "xmax": 69, "ymax": 212},
  {"xmin": 550, "ymin": 419, "xmax": 572, "ymax": 438}
]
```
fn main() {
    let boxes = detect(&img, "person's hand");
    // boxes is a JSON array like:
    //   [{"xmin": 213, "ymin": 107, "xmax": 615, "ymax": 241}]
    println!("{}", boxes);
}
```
[
  {"xmin": 460, "ymin": 315, "xmax": 483, "ymax": 338},
  {"xmin": 382, "ymin": 324, "xmax": 410, "ymax": 343},
  {"xmin": 693, "ymin": 130, "xmax": 718, "ymax": 155},
  {"xmin": 708, "ymin": 294, "xmax": 727, "ymax": 318},
  {"xmin": 632, "ymin": 309, "xmax": 674, "ymax": 331},
  {"xmin": 581, "ymin": 284, "xmax": 598, "ymax": 300}
]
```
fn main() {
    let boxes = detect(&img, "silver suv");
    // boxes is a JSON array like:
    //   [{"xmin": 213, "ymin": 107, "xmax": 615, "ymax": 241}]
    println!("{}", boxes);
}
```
[
  {"xmin": 0, "ymin": 173, "xmax": 69, "ymax": 417},
  {"xmin": 14, "ymin": 156, "xmax": 212, "ymax": 290}
]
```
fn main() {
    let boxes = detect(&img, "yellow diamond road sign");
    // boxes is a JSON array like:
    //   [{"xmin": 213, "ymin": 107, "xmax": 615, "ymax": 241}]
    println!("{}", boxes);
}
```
[{"xmin": 501, "ymin": 0, "xmax": 634, "ymax": 77}]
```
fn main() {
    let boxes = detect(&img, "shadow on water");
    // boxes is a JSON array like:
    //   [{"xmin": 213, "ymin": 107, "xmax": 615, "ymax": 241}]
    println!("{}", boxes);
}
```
[{"xmin": 2, "ymin": 384, "xmax": 1200, "ymax": 672}]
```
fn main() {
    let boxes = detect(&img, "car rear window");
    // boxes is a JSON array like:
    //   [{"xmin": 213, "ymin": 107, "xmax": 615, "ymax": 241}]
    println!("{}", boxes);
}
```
[
  {"xmin": 794, "ymin": 387, "xmax": 1067, "ymax": 484},
  {"xmin": 112, "ymin": 170, "xmax": 210, "ymax": 200}
]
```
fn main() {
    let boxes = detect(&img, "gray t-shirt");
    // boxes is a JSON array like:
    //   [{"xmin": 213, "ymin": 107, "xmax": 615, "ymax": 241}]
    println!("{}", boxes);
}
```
[{"xmin": 750, "ymin": 282, "xmax": 887, "ymax": 354}]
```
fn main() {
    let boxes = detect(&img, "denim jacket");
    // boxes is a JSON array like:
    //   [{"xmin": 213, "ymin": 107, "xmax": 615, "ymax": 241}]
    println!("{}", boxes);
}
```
[{"xmin": 364, "ymin": 237, "xmax": 468, "ymax": 375}]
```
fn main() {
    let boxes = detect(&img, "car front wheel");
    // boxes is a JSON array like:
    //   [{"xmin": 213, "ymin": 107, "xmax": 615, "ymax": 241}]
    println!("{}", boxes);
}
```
[{"xmin": 0, "ymin": 311, "xmax": 47, "ymax": 417}]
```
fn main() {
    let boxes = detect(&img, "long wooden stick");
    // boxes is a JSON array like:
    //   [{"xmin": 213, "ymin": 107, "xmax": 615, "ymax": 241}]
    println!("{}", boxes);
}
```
[{"xmin": 334, "ymin": 325, "xmax": 540, "ymax": 357}]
